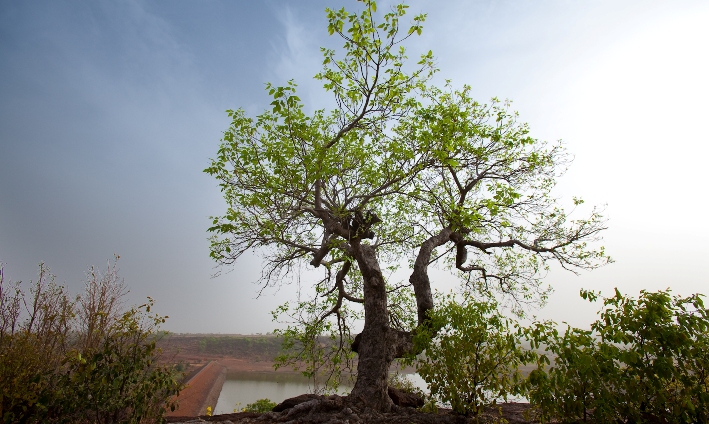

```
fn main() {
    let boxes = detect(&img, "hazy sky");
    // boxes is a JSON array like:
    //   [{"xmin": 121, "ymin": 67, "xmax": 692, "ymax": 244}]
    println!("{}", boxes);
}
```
[{"xmin": 1, "ymin": 0, "xmax": 708, "ymax": 333}]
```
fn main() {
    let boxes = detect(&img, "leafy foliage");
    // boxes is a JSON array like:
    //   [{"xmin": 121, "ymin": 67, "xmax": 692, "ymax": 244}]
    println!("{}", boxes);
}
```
[
  {"xmin": 526, "ymin": 289, "xmax": 709, "ymax": 423},
  {"xmin": 388, "ymin": 372, "xmax": 422, "ymax": 396},
  {"xmin": 242, "ymin": 398, "xmax": 277, "ymax": 413},
  {"xmin": 0, "ymin": 260, "xmax": 183, "ymax": 424},
  {"xmin": 408, "ymin": 293, "xmax": 537, "ymax": 416},
  {"xmin": 0, "ymin": 263, "xmax": 74, "ymax": 422},
  {"xmin": 524, "ymin": 320, "xmax": 617, "ymax": 422}
]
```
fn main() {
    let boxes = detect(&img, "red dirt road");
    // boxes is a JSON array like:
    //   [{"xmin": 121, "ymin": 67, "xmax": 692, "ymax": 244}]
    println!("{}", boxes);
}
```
[
  {"xmin": 167, "ymin": 361, "xmax": 226, "ymax": 417},
  {"xmin": 160, "ymin": 335, "xmax": 309, "ymax": 418}
]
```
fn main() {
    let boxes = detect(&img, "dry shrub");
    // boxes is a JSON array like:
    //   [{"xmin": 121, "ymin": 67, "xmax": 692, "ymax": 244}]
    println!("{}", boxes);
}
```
[{"xmin": 0, "ymin": 259, "xmax": 183, "ymax": 424}]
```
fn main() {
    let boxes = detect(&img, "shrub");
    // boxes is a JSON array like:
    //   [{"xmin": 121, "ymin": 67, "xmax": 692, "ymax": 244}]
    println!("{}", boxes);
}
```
[
  {"xmin": 0, "ymin": 260, "xmax": 183, "ymax": 424},
  {"xmin": 409, "ymin": 293, "xmax": 536, "ymax": 416},
  {"xmin": 388, "ymin": 372, "xmax": 422, "ymax": 396},
  {"xmin": 0, "ymin": 263, "xmax": 74, "ymax": 422},
  {"xmin": 242, "ymin": 398, "xmax": 276, "ymax": 413},
  {"xmin": 526, "ymin": 289, "xmax": 709, "ymax": 423},
  {"xmin": 524, "ymin": 321, "xmax": 618, "ymax": 422},
  {"xmin": 62, "ymin": 298, "xmax": 182, "ymax": 423}
]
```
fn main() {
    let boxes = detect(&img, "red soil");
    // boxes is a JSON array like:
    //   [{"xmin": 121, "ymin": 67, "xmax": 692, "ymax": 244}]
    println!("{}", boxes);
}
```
[
  {"xmin": 161, "ymin": 335, "xmax": 302, "ymax": 418},
  {"xmin": 167, "ymin": 361, "xmax": 226, "ymax": 417}
]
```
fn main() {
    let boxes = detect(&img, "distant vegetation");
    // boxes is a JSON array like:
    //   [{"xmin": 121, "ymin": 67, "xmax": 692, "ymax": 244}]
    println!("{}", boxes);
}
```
[
  {"xmin": 0, "ymin": 259, "xmax": 183, "ymax": 424},
  {"xmin": 196, "ymin": 335, "xmax": 282, "ymax": 359}
]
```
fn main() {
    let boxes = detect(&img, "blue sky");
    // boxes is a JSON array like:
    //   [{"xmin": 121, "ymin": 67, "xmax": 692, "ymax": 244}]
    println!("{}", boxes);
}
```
[{"xmin": 1, "ymin": 0, "xmax": 708, "ymax": 333}]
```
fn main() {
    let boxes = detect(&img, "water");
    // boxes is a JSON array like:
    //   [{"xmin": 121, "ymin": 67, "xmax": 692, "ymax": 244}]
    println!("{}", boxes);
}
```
[
  {"xmin": 214, "ymin": 371, "xmax": 352, "ymax": 414},
  {"xmin": 214, "ymin": 372, "xmax": 424, "ymax": 414},
  {"xmin": 214, "ymin": 371, "xmax": 525, "ymax": 414}
]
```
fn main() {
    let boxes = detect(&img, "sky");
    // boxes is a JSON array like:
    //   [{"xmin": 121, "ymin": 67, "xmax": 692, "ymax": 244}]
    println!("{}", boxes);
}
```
[{"xmin": 1, "ymin": 0, "xmax": 708, "ymax": 333}]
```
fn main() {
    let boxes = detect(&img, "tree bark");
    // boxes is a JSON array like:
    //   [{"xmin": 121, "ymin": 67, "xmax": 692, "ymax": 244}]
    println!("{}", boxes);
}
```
[
  {"xmin": 349, "ymin": 240, "xmax": 395, "ymax": 411},
  {"xmin": 348, "ymin": 229, "xmax": 453, "ymax": 411},
  {"xmin": 409, "ymin": 227, "xmax": 453, "ymax": 326}
]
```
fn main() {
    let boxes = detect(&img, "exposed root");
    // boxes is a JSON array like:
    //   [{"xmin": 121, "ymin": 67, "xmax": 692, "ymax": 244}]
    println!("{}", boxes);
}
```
[{"xmin": 167, "ymin": 395, "xmax": 538, "ymax": 424}]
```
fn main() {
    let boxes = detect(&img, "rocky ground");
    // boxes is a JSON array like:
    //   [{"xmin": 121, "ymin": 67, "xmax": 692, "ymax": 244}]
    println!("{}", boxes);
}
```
[{"xmin": 166, "ymin": 394, "xmax": 539, "ymax": 424}]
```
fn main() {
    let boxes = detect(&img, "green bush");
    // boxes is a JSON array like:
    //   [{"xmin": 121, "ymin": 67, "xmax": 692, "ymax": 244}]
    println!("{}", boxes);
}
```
[
  {"xmin": 524, "ymin": 321, "xmax": 618, "ymax": 422},
  {"xmin": 409, "ymin": 293, "xmax": 537, "ymax": 416},
  {"xmin": 388, "ymin": 372, "xmax": 422, "ymax": 396},
  {"xmin": 526, "ymin": 289, "xmax": 709, "ymax": 423},
  {"xmin": 0, "ymin": 260, "xmax": 183, "ymax": 424},
  {"xmin": 242, "ymin": 398, "xmax": 277, "ymax": 412},
  {"xmin": 62, "ymin": 299, "xmax": 183, "ymax": 423}
]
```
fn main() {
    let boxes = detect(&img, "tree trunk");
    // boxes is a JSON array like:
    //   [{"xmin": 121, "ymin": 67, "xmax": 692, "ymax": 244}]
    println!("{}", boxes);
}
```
[
  {"xmin": 348, "ymin": 229, "xmax": 453, "ymax": 411},
  {"xmin": 349, "ymin": 241, "xmax": 394, "ymax": 411},
  {"xmin": 409, "ymin": 227, "xmax": 453, "ymax": 326}
]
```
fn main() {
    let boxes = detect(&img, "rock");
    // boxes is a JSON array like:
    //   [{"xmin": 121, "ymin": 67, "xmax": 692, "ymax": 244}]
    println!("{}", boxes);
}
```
[
  {"xmin": 388, "ymin": 387, "xmax": 425, "ymax": 408},
  {"xmin": 272, "ymin": 393, "xmax": 324, "ymax": 412}
]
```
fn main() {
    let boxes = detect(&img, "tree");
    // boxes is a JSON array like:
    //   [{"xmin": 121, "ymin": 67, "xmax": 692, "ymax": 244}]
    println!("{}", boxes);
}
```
[{"xmin": 205, "ymin": 0, "xmax": 609, "ymax": 411}]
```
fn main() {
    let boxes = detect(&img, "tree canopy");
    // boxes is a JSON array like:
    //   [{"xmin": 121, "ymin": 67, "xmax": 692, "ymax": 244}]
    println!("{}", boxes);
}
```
[{"xmin": 205, "ymin": 0, "xmax": 609, "ymax": 411}]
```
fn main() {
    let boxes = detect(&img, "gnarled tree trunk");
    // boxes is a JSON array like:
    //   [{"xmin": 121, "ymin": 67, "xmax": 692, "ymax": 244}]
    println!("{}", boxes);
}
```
[
  {"xmin": 349, "ymin": 241, "xmax": 395, "ymax": 410},
  {"xmin": 348, "ymin": 228, "xmax": 452, "ymax": 410}
]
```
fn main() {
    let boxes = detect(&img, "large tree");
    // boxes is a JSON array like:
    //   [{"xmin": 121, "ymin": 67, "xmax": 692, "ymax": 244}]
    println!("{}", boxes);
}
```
[{"xmin": 205, "ymin": 0, "xmax": 609, "ymax": 411}]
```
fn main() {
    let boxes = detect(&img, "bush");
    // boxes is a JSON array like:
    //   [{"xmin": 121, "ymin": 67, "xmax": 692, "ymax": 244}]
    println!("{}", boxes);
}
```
[
  {"xmin": 388, "ymin": 372, "xmax": 422, "ymax": 396},
  {"xmin": 62, "ymin": 298, "xmax": 182, "ymax": 423},
  {"xmin": 526, "ymin": 289, "xmax": 709, "ymax": 423},
  {"xmin": 0, "ymin": 263, "xmax": 75, "ymax": 422},
  {"xmin": 409, "ymin": 293, "xmax": 536, "ymax": 416},
  {"xmin": 0, "ymin": 260, "xmax": 183, "ymax": 424},
  {"xmin": 524, "ymin": 321, "xmax": 618, "ymax": 422},
  {"xmin": 242, "ymin": 398, "xmax": 276, "ymax": 413}
]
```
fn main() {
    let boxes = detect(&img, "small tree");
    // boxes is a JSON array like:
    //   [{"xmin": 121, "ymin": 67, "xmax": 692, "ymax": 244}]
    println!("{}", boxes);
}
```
[
  {"xmin": 410, "ymin": 293, "xmax": 536, "ymax": 416},
  {"xmin": 205, "ymin": 0, "xmax": 609, "ymax": 410}
]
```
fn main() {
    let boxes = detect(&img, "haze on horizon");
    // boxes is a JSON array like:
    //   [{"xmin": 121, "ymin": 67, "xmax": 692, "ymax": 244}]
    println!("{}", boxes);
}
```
[{"xmin": 1, "ymin": 0, "xmax": 708, "ymax": 334}]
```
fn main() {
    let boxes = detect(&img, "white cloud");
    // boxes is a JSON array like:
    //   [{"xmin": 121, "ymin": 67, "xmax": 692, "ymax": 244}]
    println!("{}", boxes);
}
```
[{"xmin": 268, "ymin": 5, "xmax": 332, "ymax": 112}]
